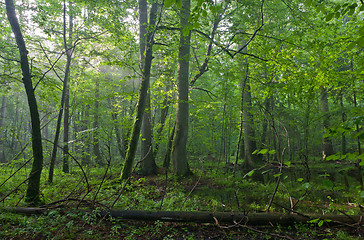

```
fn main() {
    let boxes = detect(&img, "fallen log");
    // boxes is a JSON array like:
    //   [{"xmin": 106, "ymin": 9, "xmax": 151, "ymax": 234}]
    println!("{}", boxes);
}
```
[{"xmin": 2, "ymin": 207, "xmax": 362, "ymax": 226}]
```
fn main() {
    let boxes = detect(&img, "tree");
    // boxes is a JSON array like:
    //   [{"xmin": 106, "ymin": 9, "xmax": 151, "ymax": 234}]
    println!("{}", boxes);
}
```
[
  {"xmin": 6, "ymin": 0, "xmax": 44, "ymax": 204},
  {"xmin": 121, "ymin": 0, "xmax": 159, "ymax": 179},
  {"xmin": 171, "ymin": 0, "xmax": 192, "ymax": 177},
  {"xmin": 140, "ymin": 0, "xmax": 157, "ymax": 175},
  {"xmin": 48, "ymin": 0, "xmax": 74, "ymax": 183}
]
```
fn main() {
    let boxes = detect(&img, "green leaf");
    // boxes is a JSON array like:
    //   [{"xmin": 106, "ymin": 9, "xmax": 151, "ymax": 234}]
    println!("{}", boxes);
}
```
[
  {"xmin": 164, "ymin": 0, "xmax": 174, "ymax": 8},
  {"xmin": 297, "ymin": 178, "xmax": 304, "ymax": 182},
  {"xmin": 273, "ymin": 173, "xmax": 282, "ymax": 178},
  {"xmin": 268, "ymin": 150, "xmax": 276, "ymax": 155},
  {"xmin": 323, "ymin": 179, "xmax": 334, "ymax": 189},
  {"xmin": 359, "ymin": 160, "xmax": 364, "ymax": 166},
  {"xmin": 302, "ymin": 182, "xmax": 311, "ymax": 189},
  {"xmin": 176, "ymin": 0, "xmax": 182, "ymax": 8},
  {"xmin": 258, "ymin": 149, "xmax": 269, "ymax": 154},
  {"xmin": 360, "ymin": 191, "xmax": 364, "ymax": 198},
  {"xmin": 325, "ymin": 13, "xmax": 334, "ymax": 21},
  {"xmin": 318, "ymin": 220, "xmax": 324, "ymax": 227},
  {"xmin": 243, "ymin": 170, "xmax": 255, "ymax": 178},
  {"xmin": 284, "ymin": 161, "xmax": 291, "ymax": 166}
]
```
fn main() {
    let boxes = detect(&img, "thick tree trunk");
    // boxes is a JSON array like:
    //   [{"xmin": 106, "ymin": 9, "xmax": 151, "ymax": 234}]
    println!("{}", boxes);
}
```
[
  {"xmin": 120, "ymin": 1, "xmax": 158, "ymax": 179},
  {"xmin": 6, "ymin": 0, "xmax": 44, "ymax": 204},
  {"xmin": 239, "ymin": 41, "xmax": 260, "ymax": 172},
  {"xmin": 320, "ymin": 86, "xmax": 334, "ymax": 159},
  {"xmin": 4, "ymin": 208, "xmax": 362, "ymax": 226},
  {"xmin": 140, "ymin": 0, "xmax": 157, "ymax": 175},
  {"xmin": 172, "ymin": 0, "xmax": 192, "ymax": 177}
]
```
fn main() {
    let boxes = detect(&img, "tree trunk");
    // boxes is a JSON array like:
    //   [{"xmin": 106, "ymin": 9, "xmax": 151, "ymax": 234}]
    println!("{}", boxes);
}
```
[
  {"xmin": 320, "ymin": 86, "xmax": 334, "ymax": 159},
  {"xmin": 171, "ymin": 0, "xmax": 192, "ymax": 177},
  {"xmin": 93, "ymin": 78, "xmax": 103, "ymax": 166},
  {"xmin": 140, "ymin": 0, "xmax": 157, "ymax": 175},
  {"xmin": 120, "ymin": 1, "xmax": 158, "ymax": 179},
  {"xmin": 0, "ymin": 95, "xmax": 7, "ymax": 162},
  {"xmin": 63, "ymin": 0, "xmax": 73, "ymax": 174},
  {"xmin": 6, "ymin": 0, "xmax": 44, "ymax": 204},
  {"xmin": 63, "ymin": 85, "xmax": 70, "ymax": 173},
  {"xmin": 108, "ymin": 98, "xmax": 125, "ymax": 159},
  {"xmin": 4, "ymin": 208, "xmax": 362, "ymax": 226},
  {"xmin": 239, "ymin": 40, "xmax": 260, "ymax": 172},
  {"xmin": 49, "ymin": 0, "xmax": 74, "ymax": 182}
]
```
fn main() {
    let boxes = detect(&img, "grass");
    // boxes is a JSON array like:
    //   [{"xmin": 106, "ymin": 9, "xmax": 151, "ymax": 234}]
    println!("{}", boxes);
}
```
[{"xmin": 0, "ymin": 157, "xmax": 363, "ymax": 239}]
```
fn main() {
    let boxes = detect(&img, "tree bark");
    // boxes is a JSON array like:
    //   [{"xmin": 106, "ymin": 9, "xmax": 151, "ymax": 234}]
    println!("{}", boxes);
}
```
[
  {"xmin": 63, "ymin": 0, "xmax": 73, "ymax": 174},
  {"xmin": 140, "ymin": 0, "xmax": 157, "ymax": 175},
  {"xmin": 0, "ymin": 95, "xmax": 7, "ymax": 162},
  {"xmin": 239, "ymin": 40, "xmax": 260, "ymax": 172},
  {"xmin": 120, "ymin": 1, "xmax": 158, "ymax": 179},
  {"xmin": 320, "ymin": 86, "xmax": 334, "ymax": 159},
  {"xmin": 6, "ymin": 0, "xmax": 44, "ymax": 204},
  {"xmin": 4, "ymin": 208, "xmax": 362, "ymax": 226},
  {"xmin": 49, "ymin": 0, "xmax": 74, "ymax": 182},
  {"xmin": 172, "ymin": 0, "xmax": 192, "ymax": 177},
  {"xmin": 93, "ymin": 78, "xmax": 103, "ymax": 166}
]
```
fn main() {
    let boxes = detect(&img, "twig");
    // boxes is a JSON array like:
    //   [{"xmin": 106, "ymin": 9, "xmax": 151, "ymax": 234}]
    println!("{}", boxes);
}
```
[
  {"xmin": 109, "ymin": 146, "xmax": 152, "ymax": 209},
  {"xmin": 43, "ymin": 138, "xmax": 90, "ymax": 191},
  {"xmin": 93, "ymin": 144, "xmax": 112, "ymax": 203},
  {"xmin": 180, "ymin": 161, "xmax": 204, "ymax": 210}
]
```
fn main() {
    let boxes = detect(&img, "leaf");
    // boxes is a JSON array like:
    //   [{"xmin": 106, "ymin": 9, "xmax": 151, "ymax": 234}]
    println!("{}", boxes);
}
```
[
  {"xmin": 268, "ymin": 150, "xmax": 276, "ymax": 155},
  {"xmin": 176, "ymin": 0, "xmax": 182, "ymax": 8},
  {"xmin": 297, "ymin": 178, "xmax": 304, "ymax": 182},
  {"xmin": 302, "ymin": 182, "xmax": 311, "ymax": 189},
  {"xmin": 360, "ymin": 191, "xmax": 364, "ymax": 198},
  {"xmin": 164, "ymin": 0, "xmax": 174, "ymax": 8},
  {"xmin": 284, "ymin": 161, "xmax": 291, "ymax": 166},
  {"xmin": 318, "ymin": 220, "xmax": 324, "ymax": 227},
  {"xmin": 323, "ymin": 179, "xmax": 334, "ymax": 189},
  {"xmin": 257, "ymin": 149, "xmax": 268, "ymax": 154},
  {"xmin": 360, "ymin": 160, "xmax": 364, "ymax": 166},
  {"xmin": 274, "ymin": 173, "xmax": 282, "ymax": 178},
  {"xmin": 243, "ymin": 170, "xmax": 255, "ymax": 178},
  {"xmin": 325, "ymin": 13, "xmax": 334, "ymax": 21}
]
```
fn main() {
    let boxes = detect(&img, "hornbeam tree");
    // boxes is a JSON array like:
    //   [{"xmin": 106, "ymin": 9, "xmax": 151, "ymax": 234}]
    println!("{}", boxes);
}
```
[{"xmin": 6, "ymin": 0, "xmax": 44, "ymax": 204}]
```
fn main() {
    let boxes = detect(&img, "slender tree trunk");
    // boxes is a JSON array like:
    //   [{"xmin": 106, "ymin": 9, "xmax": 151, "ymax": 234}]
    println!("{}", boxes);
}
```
[
  {"xmin": 171, "ymin": 0, "xmax": 192, "ymax": 177},
  {"xmin": 93, "ymin": 78, "xmax": 103, "ymax": 166},
  {"xmin": 320, "ymin": 86, "xmax": 334, "ymax": 159},
  {"xmin": 353, "ymin": 91, "xmax": 363, "ymax": 190},
  {"xmin": 49, "ymin": 0, "xmax": 74, "ymax": 181},
  {"xmin": 6, "ymin": 0, "xmax": 44, "ymax": 204},
  {"xmin": 339, "ymin": 91, "xmax": 346, "ymax": 155},
  {"xmin": 108, "ymin": 98, "xmax": 125, "ymax": 159},
  {"xmin": 63, "ymin": 1, "xmax": 73, "ymax": 173},
  {"xmin": 120, "ymin": 1, "xmax": 158, "ymax": 179},
  {"xmin": 0, "ymin": 95, "xmax": 7, "ymax": 162}
]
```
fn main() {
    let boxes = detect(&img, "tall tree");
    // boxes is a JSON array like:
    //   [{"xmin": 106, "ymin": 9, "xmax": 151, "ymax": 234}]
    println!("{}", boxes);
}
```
[
  {"xmin": 171, "ymin": 0, "xmax": 192, "ymax": 177},
  {"xmin": 121, "ymin": 1, "xmax": 159, "ymax": 179},
  {"xmin": 6, "ymin": 0, "xmax": 44, "ymax": 204},
  {"xmin": 140, "ymin": 0, "xmax": 157, "ymax": 175},
  {"xmin": 48, "ymin": 0, "xmax": 74, "ymax": 183}
]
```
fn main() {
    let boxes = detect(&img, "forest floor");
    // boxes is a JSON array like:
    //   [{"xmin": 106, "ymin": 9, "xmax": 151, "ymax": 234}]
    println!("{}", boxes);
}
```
[{"xmin": 0, "ymin": 159, "xmax": 363, "ymax": 239}]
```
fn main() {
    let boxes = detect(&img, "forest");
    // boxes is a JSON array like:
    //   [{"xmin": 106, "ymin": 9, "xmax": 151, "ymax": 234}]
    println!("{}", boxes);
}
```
[{"xmin": 0, "ymin": 0, "xmax": 363, "ymax": 239}]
